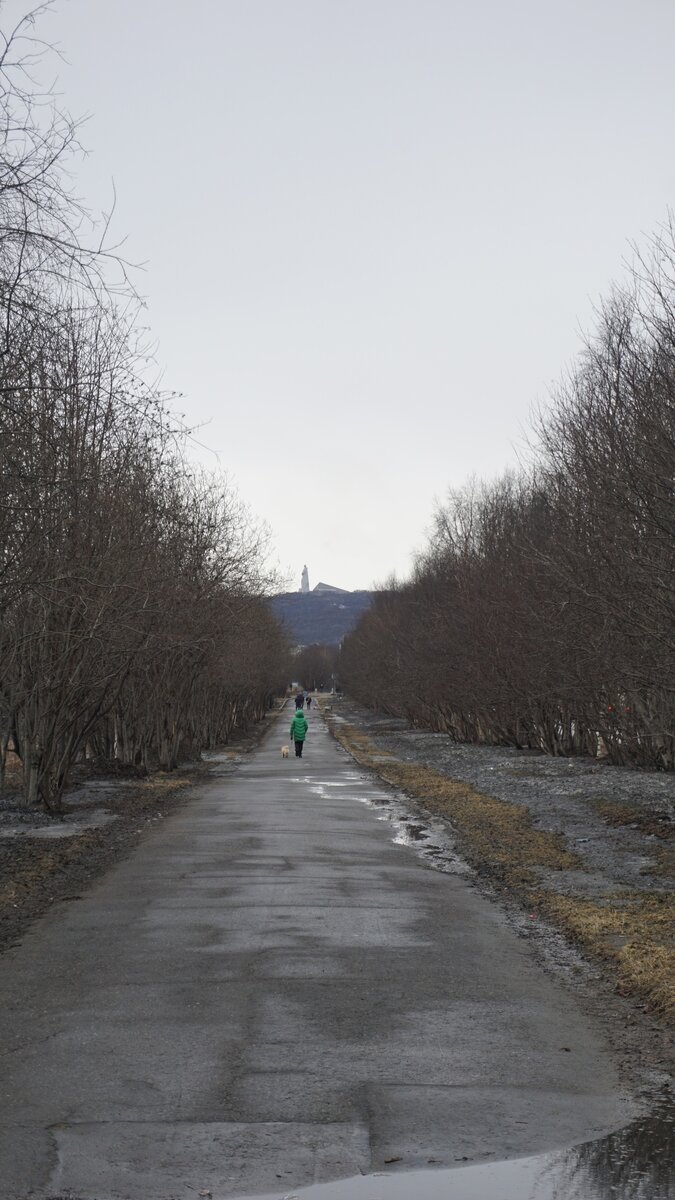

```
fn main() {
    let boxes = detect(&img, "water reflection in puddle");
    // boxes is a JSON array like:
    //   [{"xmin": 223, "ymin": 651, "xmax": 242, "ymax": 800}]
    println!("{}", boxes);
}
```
[{"xmin": 237, "ymin": 1103, "xmax": 674, "ymax": 1200}]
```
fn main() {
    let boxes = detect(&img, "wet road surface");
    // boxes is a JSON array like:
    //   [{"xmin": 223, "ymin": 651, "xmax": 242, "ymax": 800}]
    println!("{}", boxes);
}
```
[{"xmin": 0, "ymin": 710, "xmax": 648, "ymax": 1198}]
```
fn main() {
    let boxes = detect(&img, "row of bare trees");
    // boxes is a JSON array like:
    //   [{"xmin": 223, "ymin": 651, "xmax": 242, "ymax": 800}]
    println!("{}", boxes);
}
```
[
  {"xmin": 0, "ymin": 7, "xmax": 289, "ymax": 808},
  {"xmin": 342, "ymin": 224, "xmax": 675, "ymax": 770}
]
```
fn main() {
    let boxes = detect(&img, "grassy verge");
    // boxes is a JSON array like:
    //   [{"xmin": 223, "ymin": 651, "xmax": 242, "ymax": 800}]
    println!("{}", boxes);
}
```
[
  {"xmin": 543, "ymin": 893, "xmax": 675, "ymax": 1017},
  {"xmin": 324, "ymin": 709, "xmax": 675, "ymax": 1023}
]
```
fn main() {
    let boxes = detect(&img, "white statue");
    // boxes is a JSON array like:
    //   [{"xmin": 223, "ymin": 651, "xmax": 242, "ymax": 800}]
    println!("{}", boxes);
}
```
[{"xmin": 301, "ymin": 565, "xmax": 310, "ymax": 594}]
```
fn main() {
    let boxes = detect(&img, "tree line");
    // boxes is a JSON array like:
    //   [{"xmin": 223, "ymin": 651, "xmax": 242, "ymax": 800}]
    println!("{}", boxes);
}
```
[
  {"xmin": 341, "ymin": 224, "xmax": 675, "ymax": 770},
  {"xmin": 0, "ymin": 7, "xmax": 289, "ymax": 809},
  {"xmin": 293, "ymin": 643, "xmax": 340, "ymax": 692}
]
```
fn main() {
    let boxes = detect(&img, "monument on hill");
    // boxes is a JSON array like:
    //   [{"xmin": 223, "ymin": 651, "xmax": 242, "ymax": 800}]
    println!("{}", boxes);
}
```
[
  {"xmin": 271, "ymin": 574, "xmax": 374, "ymax": 645},
  {"xmin": 299, "ymin": 565, "xmax": 349, "ymax": 597}
]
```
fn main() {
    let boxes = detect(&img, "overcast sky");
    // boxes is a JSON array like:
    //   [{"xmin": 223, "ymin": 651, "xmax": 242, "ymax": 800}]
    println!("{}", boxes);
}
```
[{"xmin": 21, "ymin": 0, "xmax": 675, "ymax": 590}]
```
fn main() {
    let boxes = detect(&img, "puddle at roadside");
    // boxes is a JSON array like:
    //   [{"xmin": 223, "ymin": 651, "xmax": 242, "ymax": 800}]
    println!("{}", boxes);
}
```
[
  {"xmin": 235, "ymin": 1102, "xmax": 674, "ymax": 1200},
  {"xmin": 355, "ymin": 791, "xmax": 470, "ymax": 876},
  {"xmin": 297, "ymin": 773, "xmax": 467, "ymax": 874}
]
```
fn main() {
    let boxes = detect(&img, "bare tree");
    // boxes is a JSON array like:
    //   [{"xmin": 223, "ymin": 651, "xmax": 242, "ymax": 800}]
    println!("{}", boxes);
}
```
[
  {"xmin": 342, "ymin": 224, "xmax": 675, "ymax": 770},
  {"xmin": 0, "ymin": 6, "xmax": 291, "ymax": 807},
  {"xmin": 0, "ymin": 2, "xmax": 134, "ymax": 355}
]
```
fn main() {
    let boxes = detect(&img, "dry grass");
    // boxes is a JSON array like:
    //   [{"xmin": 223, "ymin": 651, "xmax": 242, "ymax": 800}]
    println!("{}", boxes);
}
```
[
  {"xmin": 589, "ymin": 795, "xmax": 675, "ymax": 845},
  {"xmin": 543, "ymin": 893, "xmax": 675, "ymax": 1020},
  {"xmin": 589, "ymin": 797, "xmax": 642, "ymax": 826},
  {"xmin": 144, "ymin": 773, "xmax": 196, "ymax": 792},
  {"xmin": 327, "ymin": 712, "xmax": 675, "ymax": 1023}
]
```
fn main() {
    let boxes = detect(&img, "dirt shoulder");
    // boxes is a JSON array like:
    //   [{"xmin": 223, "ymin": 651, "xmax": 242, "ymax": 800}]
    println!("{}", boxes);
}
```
[
  {"xmin": 0, "ymin": 711, "xmax": 278, "ymax": 957},
  {"xmin": 322, "ymin": 697, "xmax": 674, "ymax": 1090}
]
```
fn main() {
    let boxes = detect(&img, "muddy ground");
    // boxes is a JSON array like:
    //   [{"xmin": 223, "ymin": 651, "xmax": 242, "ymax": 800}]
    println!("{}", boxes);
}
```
[{"xmin": 323, "ymin": 697, "xmax": 675, "ymax": 1098}]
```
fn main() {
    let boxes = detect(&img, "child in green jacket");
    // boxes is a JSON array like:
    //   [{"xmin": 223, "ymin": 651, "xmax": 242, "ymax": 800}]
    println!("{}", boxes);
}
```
[{"xmin": 290, "ymin": 709, "xmax": 308, "ymax": 757}]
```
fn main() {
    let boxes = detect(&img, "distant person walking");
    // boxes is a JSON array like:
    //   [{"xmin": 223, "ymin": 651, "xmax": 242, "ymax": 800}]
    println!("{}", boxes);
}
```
[
  {"xmin": 290, "ymin": 708, "xmax": 308, "ymax": 757},
  {"xmin": 295, "ymin": 690, "xmax": 305, "ymax": 709},
  {"xmin": 306, "ymin": 694, "xmax": 312, "ymax": 710}
]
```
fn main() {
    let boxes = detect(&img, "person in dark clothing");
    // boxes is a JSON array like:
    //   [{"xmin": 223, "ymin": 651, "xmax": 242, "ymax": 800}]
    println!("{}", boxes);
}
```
[
  {"xmin": 295, "ymin": 691, "xmax": 304, "ymax": 709},
  {"xmin": 306, "ymin": 694, "xmax": 312, "ymax": 710},
  {"xmin": 290, "ymin": 708, "xmax": 308, "ymax": 756}
]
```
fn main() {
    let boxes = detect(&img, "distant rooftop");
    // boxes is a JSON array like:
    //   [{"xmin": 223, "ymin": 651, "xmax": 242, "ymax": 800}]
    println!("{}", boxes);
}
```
[{"xmin": 313, "ymin": 581, "xmax": 348, "ymax": 594}]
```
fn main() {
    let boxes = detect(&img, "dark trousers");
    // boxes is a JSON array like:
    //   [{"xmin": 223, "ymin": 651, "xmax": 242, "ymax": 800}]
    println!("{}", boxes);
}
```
[{"xmin": 294, "ymin": 740, "xmax": 303, "ymax": 757}]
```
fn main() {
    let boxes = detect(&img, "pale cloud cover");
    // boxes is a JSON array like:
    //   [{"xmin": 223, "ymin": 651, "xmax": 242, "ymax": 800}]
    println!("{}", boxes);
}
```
[{"xmin": 22, "ymin": 0, "xmax": 675, "ymax": 588}]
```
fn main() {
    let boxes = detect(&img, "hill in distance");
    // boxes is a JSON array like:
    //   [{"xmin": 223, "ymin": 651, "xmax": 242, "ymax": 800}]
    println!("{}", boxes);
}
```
[{"xmin": 270, "ymin": 587, "xmax": 374, "ymax": 647}]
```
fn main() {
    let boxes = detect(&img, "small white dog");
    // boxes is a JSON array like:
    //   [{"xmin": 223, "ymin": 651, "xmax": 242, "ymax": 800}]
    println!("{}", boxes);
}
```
[{"xmin": 281, "ymin": 745, "xmax": 289, "ymax": 759}]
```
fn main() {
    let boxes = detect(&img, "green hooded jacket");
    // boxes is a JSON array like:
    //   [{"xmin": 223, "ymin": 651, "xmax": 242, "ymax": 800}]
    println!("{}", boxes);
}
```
[{"xmin": 290, "ymin": 711, "xmax": 308, "ymax": 742}]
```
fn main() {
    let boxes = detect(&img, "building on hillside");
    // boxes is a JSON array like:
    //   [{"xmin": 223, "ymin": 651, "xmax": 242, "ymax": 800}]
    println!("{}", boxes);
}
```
[{"xmin": 299, "ymin": 565, "xmax": 347, "ymax": 595}]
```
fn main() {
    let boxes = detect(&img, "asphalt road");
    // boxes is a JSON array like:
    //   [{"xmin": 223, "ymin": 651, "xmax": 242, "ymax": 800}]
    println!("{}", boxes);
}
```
[{"xmin": 0, "ymin": 709, "xmax": 634, "ymax": 1199}]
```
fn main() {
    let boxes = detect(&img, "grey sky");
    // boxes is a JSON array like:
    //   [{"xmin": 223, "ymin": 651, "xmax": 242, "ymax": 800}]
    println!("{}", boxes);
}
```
[{"xmin": 25, "ymin": 0, "xmax": 675, "ymax": 590}]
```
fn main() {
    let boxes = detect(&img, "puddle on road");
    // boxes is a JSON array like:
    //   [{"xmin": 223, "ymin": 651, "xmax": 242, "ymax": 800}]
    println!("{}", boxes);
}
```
[
  {"xmin": 355, "ymin": 792, "xmax": 470, "ymax": 876},
  {"xmin": 236, "ymin": 1103, "xmax": 674, "ymax": 1200},
  {"xmin": 304, "ymin": 770, "xmax": 470, "ymax": 875},
  {"xmin": 304, "ymin": 778, "xmax": 464, "ymax": 873}
]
